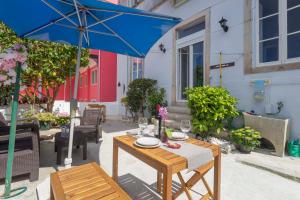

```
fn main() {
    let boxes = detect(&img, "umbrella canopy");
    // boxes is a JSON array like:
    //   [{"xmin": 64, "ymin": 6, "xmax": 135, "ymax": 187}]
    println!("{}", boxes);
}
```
[
  {"xmin": 1, "ymin": 0, "xmax": 181, "ymax": 58},
  {"xmin": 0, "ymin": 0, "xmax": 181, "ymax": 198}
]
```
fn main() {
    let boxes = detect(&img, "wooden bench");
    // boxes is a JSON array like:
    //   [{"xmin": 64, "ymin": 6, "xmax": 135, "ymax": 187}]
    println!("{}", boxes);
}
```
[{"xmin": 50, "ymin": 162, "xmax": 131, "ymax": 200}]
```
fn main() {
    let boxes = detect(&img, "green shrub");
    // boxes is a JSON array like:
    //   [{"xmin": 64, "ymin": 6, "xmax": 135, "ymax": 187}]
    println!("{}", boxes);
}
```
[
  {"xmin": 186, "ymin": 86, "xmax": 238, "ymax": 135},
  {"xmin": 127, "ymin": 78, "xmax": 166, "ymax": 119},
  {"xmin": 147, "ymin": 88, "xmax": 167, "ymax": 116},
  {"xmin": 55, "ymin": 116, "xmax": 70, "ymax": 126},
  {"xmin": 230, "ymin": 127, "xmax": 261, "ymax": 149},
  {"xmin": 34, "ymin": 112, "xmax": 56, "ymax": 123}
]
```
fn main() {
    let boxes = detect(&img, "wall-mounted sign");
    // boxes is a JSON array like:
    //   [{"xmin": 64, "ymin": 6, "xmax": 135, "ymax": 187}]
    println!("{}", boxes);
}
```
[{"xmin": 210, "ymin": 62, "xmax": 235, "ymax": 69}]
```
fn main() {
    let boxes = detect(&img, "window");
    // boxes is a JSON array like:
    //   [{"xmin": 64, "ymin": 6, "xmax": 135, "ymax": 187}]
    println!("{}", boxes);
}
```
[
  {"xmin": 80, "ymin": 77, "xmax": 83, "ymax": 87},
  {"xmin": 91, "ymin": 70, "xmax": 97, "ymax": 85},
  {"xmin": 129, "ymin": 57, "xmax": 144, "ymax": 81},
  {"xmin": 176, "ymin": 19, "xmax": 205, "ymax": 100},
  {"xmin": 255, "ymin": 0, "xmax": 300, "ymax": 66},
  {"xmin": 177, "ymin": 21, "xmax": 205, "ymax": 39},
  {"xmin": 89, "ymin": 54, "xmax": 98, "ymax": 66},
  {"xmin": 119, "ymin": 0, "xmax": 144, "ymax": 7},
  {"xmin": 172, "ymin": 0, "xmax": 188, "ymax": 7}
]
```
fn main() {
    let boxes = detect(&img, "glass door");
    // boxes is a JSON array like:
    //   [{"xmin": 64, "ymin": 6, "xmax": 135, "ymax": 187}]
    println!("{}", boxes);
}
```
[
  {"xmin": 177, "ymin": 41, "xmax": 204, "ymax": 100},
  {"xmin": 178, "ymin": 46, "xmax": 190, "ymax": 100}
]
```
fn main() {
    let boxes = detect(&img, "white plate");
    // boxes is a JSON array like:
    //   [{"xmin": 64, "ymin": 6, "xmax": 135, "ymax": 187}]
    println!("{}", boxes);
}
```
[
  {"xmin": 169, "ymin": 135, "xmax": 189, "ymax": 141},
  {"xmin": 134, "ymin": 141, "xmax": 161, "ymax": 149},
  {"xmin": 127, "ymin": 130, "xmax": 139, "ymax": 136},
  {"xmin": 171, "ymin": 132, "xmax": 186, "ymax": 139},
  {"xmin": 136, "ymin": 137, "xmax": 160, "ymax": 146}
]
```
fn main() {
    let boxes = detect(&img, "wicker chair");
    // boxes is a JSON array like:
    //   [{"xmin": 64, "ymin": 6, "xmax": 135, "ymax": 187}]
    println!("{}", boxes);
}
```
[
  {"xmin": 0, "ymin": 123, "xmax": 40, "ymax": 181},
  {"xmin": 74, "ymin": 108, "xmax": 102, "ymax": 143}
]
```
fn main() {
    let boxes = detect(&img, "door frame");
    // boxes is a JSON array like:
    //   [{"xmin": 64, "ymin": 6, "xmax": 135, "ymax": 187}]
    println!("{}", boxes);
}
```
[
  {"xmin": 176, "ymin": 30, "xmax": 205, "ymax": 102},
  {"xmin": 171, "ymin": 9, "xmax": 211, "ymax": 105}
]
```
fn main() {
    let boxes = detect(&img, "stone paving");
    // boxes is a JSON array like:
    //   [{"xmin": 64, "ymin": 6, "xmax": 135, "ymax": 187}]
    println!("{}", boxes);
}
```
[{"xmin": 1, "ymin": 120, "xmax": 300, "ymax": 200}]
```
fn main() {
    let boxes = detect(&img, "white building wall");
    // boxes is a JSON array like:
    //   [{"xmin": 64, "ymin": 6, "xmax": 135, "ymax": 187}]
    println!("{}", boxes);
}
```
[{"xmin": 117, "ymin": 0, "xmax": 300, "ymax": 138}]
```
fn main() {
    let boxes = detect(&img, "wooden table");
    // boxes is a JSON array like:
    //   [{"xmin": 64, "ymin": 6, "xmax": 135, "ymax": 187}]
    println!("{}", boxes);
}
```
[
  {"xmin": 112, "ymin": 135, "xmax": 221, "ymax": 200},
  {"xmin": 50, "ymin": 162, "xmax": 132, "ymax": 200}
]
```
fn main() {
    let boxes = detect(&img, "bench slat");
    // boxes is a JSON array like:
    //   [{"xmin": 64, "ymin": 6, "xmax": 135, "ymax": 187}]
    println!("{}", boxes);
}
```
[{"xmin": 50, "ymin": 162, "xmax": 131, "ymax": 200}]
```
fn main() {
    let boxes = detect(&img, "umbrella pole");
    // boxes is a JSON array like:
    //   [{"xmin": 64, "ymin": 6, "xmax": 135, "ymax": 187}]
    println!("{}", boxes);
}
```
[
  {"xmin": 2, "ymin": 63, "xmax": 27, "ymax": 198},
  {"xmin": 64, "ymin": 30, "xmax": 84, "ymax": 168}
]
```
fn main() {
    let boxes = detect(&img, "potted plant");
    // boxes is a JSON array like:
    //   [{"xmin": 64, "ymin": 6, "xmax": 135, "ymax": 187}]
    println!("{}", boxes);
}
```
[
  {"xmin": 34, "ymin": 112, "xmax": 55, "ymax": 130},
  {"xmin": 55, "ymin": 112, "xmax": 70, "ymax": 127},
  {"xmin": 230, "ymin": 127, "xmax": 261, "ymax": 153}
]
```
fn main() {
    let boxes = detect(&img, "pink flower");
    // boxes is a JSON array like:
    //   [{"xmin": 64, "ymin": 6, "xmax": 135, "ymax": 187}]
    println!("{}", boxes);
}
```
[
  {"xmin": 159, "ymin": 106, "xmax": 168, "ymax": 121},
  {"xmin": 16, "ymin": 53, "xmax": 27, "ymax": 63},
  {"xmin": 58, "ymin": 112, "xmax": 69, "ymax": 117},
  {"xmin": 7, "ymin": 69, "xmax": 16, "ymax": 77},
  {"xmin": 1, "ymin": 59, "xmax": 16, "ymax": 71},
  {"xmin": 0, "ymin": 74, "xmax": 7, "ymax": 82}
]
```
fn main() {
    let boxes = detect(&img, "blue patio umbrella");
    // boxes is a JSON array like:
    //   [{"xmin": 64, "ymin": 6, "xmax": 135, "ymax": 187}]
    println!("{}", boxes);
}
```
[{"xmin": 0, "ymin": 0, "xmax": 181, "ymax": 198}]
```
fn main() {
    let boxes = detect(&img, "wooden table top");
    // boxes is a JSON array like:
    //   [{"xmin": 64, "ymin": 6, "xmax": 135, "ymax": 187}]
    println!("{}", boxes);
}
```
[
  {"xmin": 50, "ymin": 162, "xmax": 131, "ymax": 200},
  {"xmin": 114, "ymin": 135, "xmax": 220, "ymax": 173}
]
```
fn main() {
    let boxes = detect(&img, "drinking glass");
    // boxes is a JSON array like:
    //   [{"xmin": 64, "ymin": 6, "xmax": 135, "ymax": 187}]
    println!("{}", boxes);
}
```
[
  {"xmin": 180, "ymin": 120, "xmax": 191, "ymax": 134},
  {"xmin": 138, "ymin": 117, "xmax": 148, "ymax": 135}
]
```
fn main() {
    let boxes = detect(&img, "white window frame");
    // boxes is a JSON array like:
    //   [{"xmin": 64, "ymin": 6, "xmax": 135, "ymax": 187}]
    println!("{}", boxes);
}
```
[
  {"xmin": 129, "ymin": 57, "xmax": 144, "ymax": 81},
  {"xmin": 176, "ymin": 30, "xmax": 205, "ymax": 102},
  {"xmin": 254, "ymin": 0, "xmax": 300, "ymax": 67},
  {"xmin": 91, "ymin": 69, "xmax": 97, "ymax": 85},
  {"xmin": 172, "ymin": 0, "xmax": 188, "ymax": 7}
]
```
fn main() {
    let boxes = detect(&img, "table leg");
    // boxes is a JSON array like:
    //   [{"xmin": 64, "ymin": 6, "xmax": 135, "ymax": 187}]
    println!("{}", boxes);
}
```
[
  {"xmin": 57, "ymin": 147, "xmax": 61, "ymax": 165},
  {"xmin": 162, "ymin": 167, "xmax": 172, "ymax": 200},
  {"xmin": 112, "ymin": 139, "xmax": 119, "ymax": 182},
  {"xmin": 50, "ymin": 182, "xmax": 54, "ymax": 200},
  {"xmin": 83, "ymin": 139, "xmax": 87, "ymax": 160},
  {"xmin": 157, "ymin": 171, "xmax": 162, "ymax": 194},
  {"xmin": 214, "ymin": 147, "xmax": 221, "ymax": 200}
]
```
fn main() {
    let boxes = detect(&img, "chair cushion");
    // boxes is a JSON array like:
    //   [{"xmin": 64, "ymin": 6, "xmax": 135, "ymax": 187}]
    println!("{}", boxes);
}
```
[{"xmin": 74, "ymin": 125, "xmax": 96, "ymax": 133}]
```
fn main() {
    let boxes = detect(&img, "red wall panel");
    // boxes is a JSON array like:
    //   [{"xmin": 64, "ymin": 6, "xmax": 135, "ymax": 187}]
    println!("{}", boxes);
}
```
[
  {"xmin": 100, "ymin": 51, "xmax": 117, "ymax": 102},
  {"xmin": 56, "ymin": 50, "xmax": 117, "ymax": 103}
]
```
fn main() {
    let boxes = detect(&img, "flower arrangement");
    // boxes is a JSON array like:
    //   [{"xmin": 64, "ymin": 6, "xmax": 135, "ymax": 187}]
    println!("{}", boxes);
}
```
[
  {"xmin": 158, "ymin": 106, "xmax": 168, "ymax": 121},
  {"xmin": 0, "ymin": 44, "xmax": 28, "ymax": 86},
  {"xmin": 55, "ymin": 112, "xmax": 70, "ymax": 126},
  {"xmin": 157, "ymin": 105, "xmax": 168, "ymax": 142}
]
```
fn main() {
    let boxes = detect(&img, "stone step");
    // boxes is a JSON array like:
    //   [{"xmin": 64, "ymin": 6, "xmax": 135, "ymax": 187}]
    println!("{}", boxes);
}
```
[
  {"xmin": 167, "ymin": 106, "xmax": 190, "ymax": 115},
  {"xmin": 165, "ymin": 119, "xmax": 180, "ymax": 130},
  {"xmin": 167, "ymin": 112, "xmax": 191, "ymax": 121}
]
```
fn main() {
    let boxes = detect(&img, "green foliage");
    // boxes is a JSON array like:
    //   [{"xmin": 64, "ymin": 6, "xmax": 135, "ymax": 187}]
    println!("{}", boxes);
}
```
[
  {"xmin": 230, "ymin": 127, "xmax": 261, "ymax": 149},
  {"xmin": 127, "ymin": 78, "xmax": 166, "ymax": 119},
  {"xmin": 34, "ymin": 112, "xmax": 56, "ymax": 122},
  {"xmin": 186, "ymin": 86, "xmax": 238, "ymax": 135},
  {"xmin": 0, "ymin": 22, "xmax": 89, "ymax": 111},
  {"xmin": 121, "ymin": 96, "xmax": 128, "ymax": 106},
  {"xmin": 127, "ymin": 78, "xmax": 157, "ymax": 117},
  {"xmin": 55, "ymin": 116, "xmax": 70, "ymax": 126},
  {"xmin": 0, "ymin": 22, "xmax": 21, "ymax": 52},
  {"xmin": 0, "ymin": 85, "xmax": 14, "ymax": 106},
  {"xmin": 21, "ymin": 109, "xmax": 37, "ymax": 120},
  {"xmin": 147, "ymin": 88, "xmax": 167, "ymax": 116}
]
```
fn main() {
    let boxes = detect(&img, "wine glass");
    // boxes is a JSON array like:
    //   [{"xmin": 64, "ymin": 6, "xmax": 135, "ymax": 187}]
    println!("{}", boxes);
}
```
[
  {"xmin": 138, "ymin": 117, "xmax": 148, "ymax": 136},
  {"xmin": 180, "ymin": 120, "xmax": 191, "ymax": 134}
]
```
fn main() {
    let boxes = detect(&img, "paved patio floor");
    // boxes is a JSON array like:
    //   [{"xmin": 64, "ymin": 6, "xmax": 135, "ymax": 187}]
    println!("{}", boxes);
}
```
[{"xmin": 1, "ymin": 120, "xmax": 300, "ymax": 200}]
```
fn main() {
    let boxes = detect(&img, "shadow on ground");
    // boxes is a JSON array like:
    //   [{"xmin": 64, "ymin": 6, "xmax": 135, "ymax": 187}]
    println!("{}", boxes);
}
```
[
  {"xmin": 102, "ymin": 120, "xmax": 138, "ymax": 133},
  {"xmin": 118, "ymin": 173, "xmax": 184, "ymax": 200}
]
